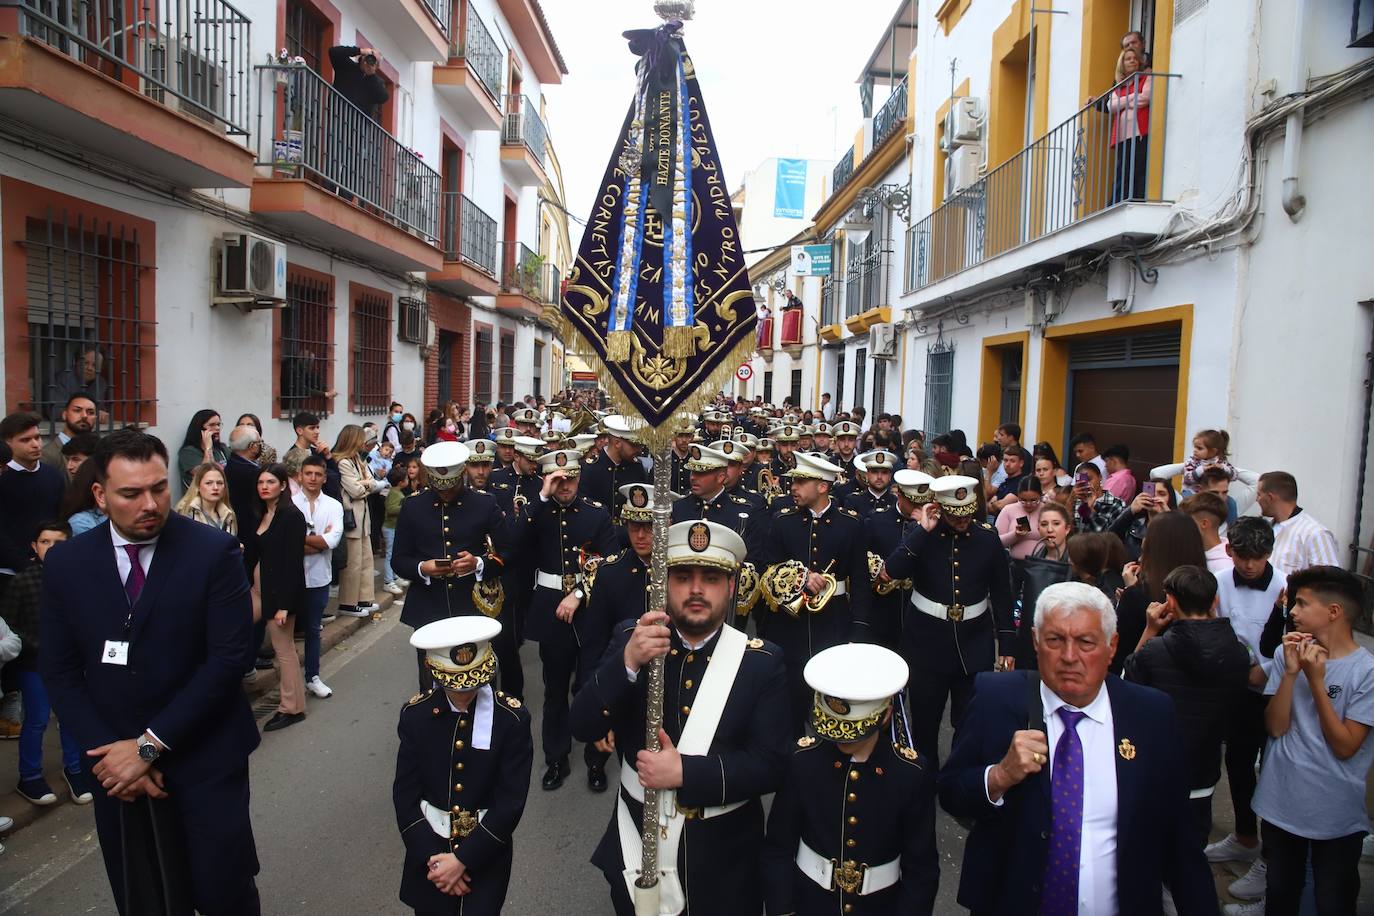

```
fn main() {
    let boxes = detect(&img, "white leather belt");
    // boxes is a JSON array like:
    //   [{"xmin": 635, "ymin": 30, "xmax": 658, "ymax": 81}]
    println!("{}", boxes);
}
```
[
  {"xmin": 831, "ymin": 580, "xmax": 847, "ymax": 597},
  {"xmin": 535, "ymin": 570, "xmax": 578, "ymax": 590},
  {"xmin": 1189, "ymin": 785, "xmax": 1216, "ymax": 800},
  {"xmin": 795, "ymin": 839, "xmax": 900, "ymax": 895},
  {"xmin": 420, "ymin": 799, "xmax": 489, "ymax": 839},
  {"xmin": 910, "ymin": 591, "xmax": 988, "ymax": 622},
  {"xmin": 619, "ymin": 762, "xmax": 746, "ymax": 820}
]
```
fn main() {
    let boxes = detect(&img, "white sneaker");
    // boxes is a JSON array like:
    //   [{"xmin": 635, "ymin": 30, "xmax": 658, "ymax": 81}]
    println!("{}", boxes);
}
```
[
  {"xmin": 396, "ymin": 578, "xmax": 411, "ymax": 588},
  {"xmin": 305, "ymin": 676, "xmax": 333, "ymax": 698},
  {"xmin": 1363, "ymin": 833, "xmax": 1374, "ymax": 860},
  {"xmin": 321, "ymin": 613, "xmax": 337, "ymax": 624},
  {"xmin": 1205, "ymin": 833, "xmax": 1261, "ymax": 863},
  {"xmin": 1161, "ymin": 887, "xmax": 1178, "ymax": 916},
  {"xmin": 1228, "ymin": 859, "xmax": 1267, "ymax": 900},
  {"xmin": 0, "ymin": 816, "xmax": 12, "ymax": 832},
  {"xmin": 382, "ymin": 582, "xmax": 404, "ymax": 595},
  {"xmin": 336, "ymin": 606, "xmax": 370, "ymax": 618},
  {"xmin": 1222, "ymin": 899, "xmax": 1266, "ymax": 916}
]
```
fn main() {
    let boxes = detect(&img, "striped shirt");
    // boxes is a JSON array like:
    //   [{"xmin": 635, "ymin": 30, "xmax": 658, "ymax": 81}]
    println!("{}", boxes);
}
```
[{"xmin": 1270, "ymin": 508, "xmax": 1341, "ymax": 575}]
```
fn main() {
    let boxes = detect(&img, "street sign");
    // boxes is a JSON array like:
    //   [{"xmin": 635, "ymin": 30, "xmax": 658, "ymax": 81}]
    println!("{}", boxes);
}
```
[
  {"xmin": 736, "ymin": 363, "xmax": 754, "ymax": 382},
  {"xmin": 791, "ymin": 244, "xmax": 832, "ymax": 277}
]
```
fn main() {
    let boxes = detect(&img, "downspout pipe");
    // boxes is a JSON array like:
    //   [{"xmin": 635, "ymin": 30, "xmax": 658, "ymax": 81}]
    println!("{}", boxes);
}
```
[{"xmin": 1281, "ymin": 0, "xmax": 1309, "ymax": 220}]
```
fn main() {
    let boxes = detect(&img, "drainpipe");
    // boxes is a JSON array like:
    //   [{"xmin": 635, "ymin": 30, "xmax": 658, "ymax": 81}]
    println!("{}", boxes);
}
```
[
  {"xmin": 1351, "ymin": 301, "xmax": 1374, "ymax": 573},
  {"xmin": 1281, "ymin": 0, "xmax": 1309, "ymax": 220}
]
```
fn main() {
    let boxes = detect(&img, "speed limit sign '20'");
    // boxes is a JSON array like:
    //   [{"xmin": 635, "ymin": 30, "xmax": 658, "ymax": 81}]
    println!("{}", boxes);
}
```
[{"xmin": 736, "ymin": 364, "xmax": 753, "ymax": 382}]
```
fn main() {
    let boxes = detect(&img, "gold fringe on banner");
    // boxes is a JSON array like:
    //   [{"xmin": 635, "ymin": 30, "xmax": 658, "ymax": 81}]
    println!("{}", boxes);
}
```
[
  {"xmin": 605, "ymin": 330, "xmax": 633, "ymax": 362},
  {"xmin": 661, "ymin": 324, "xmax": 697, "ymax": 359}
]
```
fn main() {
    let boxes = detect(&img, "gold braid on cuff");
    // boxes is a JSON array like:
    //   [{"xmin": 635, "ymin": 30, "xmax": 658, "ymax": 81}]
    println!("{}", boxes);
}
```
[
  {"xmin": 811, "ymin": 701, "xmax": 887, "ymax": 742},
  {"xmin": 427, "ymin": 652, "xmax": 497, "ymax": 691}
]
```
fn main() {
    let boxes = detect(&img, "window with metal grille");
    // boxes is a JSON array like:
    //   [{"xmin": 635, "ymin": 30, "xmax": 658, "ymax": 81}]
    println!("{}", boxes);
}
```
[
  {"xmin": 24, "ymin": 213, "xmax": 154, "ymax": 430},
  {"xmin": 873, "ymin": 358, "xmax": 887, "ymax": 416},
  {"xmin": 762, "ymin": 370, "xmax": 773, "ymax": 405},
  {"xmin": 854, "ymin": 348, "xmax": 867, "ymax": 414},
  {"xmin": 924, "ymin": 344, "xmax": 955, "ymax": 436},
  {"xmin": 280, "ymin": 270, "xmax": 335, "ymax": 418},
  {"xmin": 499, "ymin": 331, "xmax": 515, "ymax": 404},
  {"xmin": 999, "ymin": 348, "xmax": 1023, "ymax": 426},
  {"xmin": 532, "ymin": 340, "xmax": 544, "ymax": 400},
  {"xmin": 285, "ymin": 0, "xmax": 327, "ymax": 73},
  {"xmin": 835, "ymin": 349, "xmax": 846, "ymax": 411},
  {"xmin": 474, "ymin": 328, "xmax": 493, "ymax": 405},
  {"xmin": 351, "ymin": 289, "xmax": 392, "ymax": 415},
  {"xmin": 398, "ymin": 296, "xmax": 428, "ymax": 345}
]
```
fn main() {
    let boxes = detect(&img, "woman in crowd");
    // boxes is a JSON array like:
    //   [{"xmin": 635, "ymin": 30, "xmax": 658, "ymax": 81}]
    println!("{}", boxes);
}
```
[
  {"xmin": 467, "ymin": 405, "xmax": 490, "ymax": 442},
  {"xmin": 996, "ymin": 476, "xmax": 1044, "ymax": 560},
  {"xmin": 1111, "ymin": 477, "xmax": 1178, "ymax": 559},
  {"xmin": 1032, "ymin": 453, "xmax": 1070, "ymax": 497},
  {"xmin": 60, "ymin": 460, "xmax": 106, "ymax": 535},
  {"xmin": 1032, "ymin": 502, "xmax": 1073, "ymax": 562},
  {"xmin": 178, "ymin": 409, "xmax": 230, "ymax": 487},
  {"xmin": 244, "ymin": 464, "xmax": 308, "ymax": 732},
  {"xmin": 334, "ymin": 424, "xmax": 384, "ymax": 618},
  {"xmin": 1089, "ymin": 46, "xmax": 1152, "ymax": 203},
  {"xmin": 236, "ymin": 413, "xmax": 278, "ymax": 466},
  {"xmin": 175, "ymin": 463, "xmax": 237, "ymax": 535},
  {"xmin": 1112, "ymin": 511, "xmax": 1207, "ymax": 673},
  {"xmin": 1067, "ymin": 531, "xmax": 1128, "ymax": 600}
]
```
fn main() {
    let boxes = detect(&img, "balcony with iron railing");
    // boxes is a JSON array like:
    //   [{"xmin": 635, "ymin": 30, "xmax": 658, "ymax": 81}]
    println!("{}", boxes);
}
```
[
  {"xmin": 872, "ymin": 76, "xmax": 908, "ymax": 149},
  {"xmin": 373, "ymin": 0, "xmax": 450, "ymax": 63},
  {"xmin": 432, "ymin": 191, "xmax": 499, "ymax": 296},
  {"xmin": 251, "ymin": 62, "xmax": 444, "ymax": 272},
  {"xmin": 908, "ymin": 72, "xmax": 1179, "ymax": 298},
  {"xmin": 500, "ymin": 93, "xmax": 549, "ymax": 185},
  {"xmin": 832, "ymin": 147, "xmax": 855, "ymax": 196},
  {"xmin": 497, "ymin": 240, "xmax": 555, "ymax": 317},
  {"xmin": 435, "ymin": 0, "xmax": 503, "ymax": 130},
  {"xmin": 0, "ymin": 0, "xmax": 256, "ymax": 188}
]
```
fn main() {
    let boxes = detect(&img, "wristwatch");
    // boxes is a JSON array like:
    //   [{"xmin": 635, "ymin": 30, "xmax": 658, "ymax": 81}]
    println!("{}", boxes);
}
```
[
  {"xmin": 137, "ymin": 734, "xmax": 161, "ymax": 763},
  {"xmin": 573, "ymin": 588, "xmax": 585, "ymax": 601}
]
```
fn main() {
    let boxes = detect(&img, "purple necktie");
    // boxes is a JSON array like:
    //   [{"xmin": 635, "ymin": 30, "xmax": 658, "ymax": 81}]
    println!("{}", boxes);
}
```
[
  {"xmin": 1041, "ymin": 708, "xmax": 1088, "ymax": 916},
  {"xmin": 122, "ymin": 544, "xmax": 146, "ymax": 606}
]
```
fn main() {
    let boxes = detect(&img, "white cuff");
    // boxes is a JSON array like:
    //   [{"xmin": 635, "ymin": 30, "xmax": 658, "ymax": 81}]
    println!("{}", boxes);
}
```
[
  {"xmin": 417, "ymin": 562, "xmax": 431, "ymax": 585},
  {"xmin": 538, "ymin": 493, "xmax": 549, "ymax": 503},
  {"xmin": 625, "ymin": 666, "xmax": 639, "ymax": 684},
  {"xmin": 146, "ymin": 729, "xmax": 170, "ymax": 751},
  {"xmin": 473, "ymin": 557, "xmax": 485, "ymax": 581},
  {"xmin": 983, "ymin": 765, "xmax": 1005, "ymax": 807}
]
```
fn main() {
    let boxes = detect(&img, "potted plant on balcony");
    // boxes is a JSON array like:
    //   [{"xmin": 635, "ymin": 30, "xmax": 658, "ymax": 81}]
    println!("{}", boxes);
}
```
[{"xmin": 520, "ymin": 252, "xmax": 545, "ymax": 299}]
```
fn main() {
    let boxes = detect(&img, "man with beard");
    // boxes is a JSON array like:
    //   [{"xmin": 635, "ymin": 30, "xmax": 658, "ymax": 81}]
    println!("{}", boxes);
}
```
[
  {"xmin": 571, "ymin": 520, "xmax": 791, "ymax": 916},
  {"xmin": 864, "ymin": 470, "xmax": 936, "ymax": 651},
  {"xmin": 41, "ymin": 430, "xmax": 260, "ymax": 914},
  {"xmin": 845, "ymin": 450, "xmax": 899, "ymax": 519},
  {"xmin": 668, "ymin": 415, "xmax": 696, "ymax": 495},
  {"xmin": 770, "ymin": 424, "xmax": 800, "ymax": 481},
  {"xmin": 830, "ymin": 421, "xmax": 862, "ymax": 503},
  {"xmin": 879, "ymin": 475, "xmax": 1014, "ymax": 764},
  {"xmin": 41, "ymin": 394, "xmax": 98, "ymax": 477},
  {"xmin": 672, "ymin": 444, "xmax": 766, "ymax": 566},
  {"xmin": 579, "ymin": 415, "xmax": 650, "ymax": 524}
]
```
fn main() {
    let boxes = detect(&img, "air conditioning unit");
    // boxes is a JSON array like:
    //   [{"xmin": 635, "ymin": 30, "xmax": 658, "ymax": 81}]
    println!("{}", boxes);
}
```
[
  {"xmin": 144, "ymin": 45, "xmax": 227, "ymax": 130},
  {"xmin": 870, "ymin": 322, "xmax": 897, "ymax": 359},
  {"xmin": 220, "ymin": 233, "xmax": 287, "ymax": 302},
  {"xmin": 950, "ymin": 144, "xmax": 985, "ymax": 193},
  {"xmin": 951, "ymin": 97, "xmax": 985, "ymax": 144}
]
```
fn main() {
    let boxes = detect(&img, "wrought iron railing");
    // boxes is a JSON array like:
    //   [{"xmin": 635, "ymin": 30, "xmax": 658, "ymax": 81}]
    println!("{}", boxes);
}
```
[
  {"xmin": 872, "ymin": 76, "xmax": 907, "ymax": 148},
  {"xmin": 820, "ymin": 278, "xmax": 836, "ymax": 327},
  {"xmin": 503, "ymin": 94, "xmax": 547, "ymax": 164},
  {"xmin": 451, "ymin": 1, "xmax": 502, "ymax": 100},
  {"xmin": 500, "ymin": 240, "xmax": 543, "ymax": 299},
  {"xmin": 420, "ymin": 0, "xmax": 452, "ymax": 41},
  {"xmin": 10, "ymin": 0, "xmax": 252, "ymax": 135},
  {"xmin": 441, "ymin": 191, "xmax": 497, "ymax": 274},
  {"xmin": 255, "ymin": 62, "xmax": 442, "ymax": 241},
  {"xmin": 910, "ymin": 71, "xmax": 1177, "ymax": 290},
  {"xmin": 832, "ymin": 146, "xmax": 855, "ymax": 195}
]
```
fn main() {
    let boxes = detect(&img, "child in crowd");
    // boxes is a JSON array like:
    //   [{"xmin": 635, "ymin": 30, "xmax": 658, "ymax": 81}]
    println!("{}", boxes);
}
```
[
  {"xmin": 368, "ymin": 438, "xmax": 395, "ymax": 480},
  {"xmin": 393, "ymin": 430, "xmax": 421, "ymax": 469},
  {"xmin": 381, "ymin": 463, "xmax": 411, "ymax": 595},
  {"xmin": 1, "ymin": 521, "xmax": 92, "ymax": 807},
  {"xmin": 1250, "ymin": 565, "xmax": 1374, "ymax": 914},
  {"xmin": 1183, "ymin": 428, "xmax": 1236, "ymax": 492}
]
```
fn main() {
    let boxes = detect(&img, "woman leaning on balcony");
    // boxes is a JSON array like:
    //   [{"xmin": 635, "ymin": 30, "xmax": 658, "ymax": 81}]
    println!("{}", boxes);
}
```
[{"xmin": 1088, "ymin": 47, "xmax": 1152, "ymax": 205}]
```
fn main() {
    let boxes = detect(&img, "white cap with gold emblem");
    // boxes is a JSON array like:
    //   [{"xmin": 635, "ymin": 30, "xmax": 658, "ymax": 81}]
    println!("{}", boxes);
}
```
[
  {"xmin": 771, "ymin": 424, "xmax": 800, "ymax": 443},
  {"xmin": 571, "ymin": 433, "xmax": 599, "ymax": 453},
  {"xmin": 683, "ymin": 443, "xmax": 729, "ymax": 472},
  {"xmin": 756, "ymin": 437, "xmax": 776, "ymax": 454},
  {"xmin": 708, "ymin": 439, "xmax": 747, "ymax": 464},
  {"xmin": 602, "ymin": 414, "xmax": 645, "ymax": 444},
  {"xmin": 410, "ymin": 616, "xmax": 502, "ymax": 691},
  {"xmin": 804, "ymin": 643, "xmax": 909, "ymax": 742},
  {"xmin": 493, "ymin": 427, "xmax": 518, "ymax": 445},
  {"xmin": 463, "ymin": 439, "xmax": 496, "ymax": 464},
  {"xmin": 856, "ymin": 449, "xmax": 899, "ymax": 473},
  {"xmin": 671, "ymin": 413, "xmax": 698, "ymax": 436},
  {"xmin": 788, "ymin": 451, "xmax": 843, "ymax": 481},
  {"xmin": 539, "ymin": 449, "xmax": 584, "ymax": 477},
  {"xmin": 512, "ymin": 435, "xmax": 545, "ymax": 459},
  {"xmin": 510, "ymin": 406, "xmax": 540, "ymax": 426},
  {"xmin": 420, "ymin": 441, "xmax": 470, "ymax": 490},
  {"xmin": 617, "ymin": 483, "xmax": 669, "ymax": 523},
  {"xmin": 932, "ymin": 474, "xmax": 981, "ymax": 517},
  {"xmin": 732, "ymin": 430, "xmax": 759, "ymax": 449},
  {"xmin": 831, "ymin": 421, "xmax": 860, "ymax": 439},
  {"xmin": 666, "ymin": 519, "xmax": 746, "ymax": 572},
  {"xmin": 814, "ymin": 422, "xmax": 833, "ymax": 437},
  {"xmin": 893, "ymin": 469, "xmax": 937, "ymax": 504}
]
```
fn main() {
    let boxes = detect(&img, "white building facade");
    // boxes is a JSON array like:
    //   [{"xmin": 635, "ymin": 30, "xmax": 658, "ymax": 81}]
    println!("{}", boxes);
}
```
[{"xmin": 0, "ymin": 0, "xmax": 570, "ymax": 461}]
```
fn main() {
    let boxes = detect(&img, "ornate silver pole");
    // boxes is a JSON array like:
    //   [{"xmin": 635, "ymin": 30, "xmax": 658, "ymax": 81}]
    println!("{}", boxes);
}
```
[{"xmin": 635, "ymin": 445, "xmax": 673, "ymax": 914}]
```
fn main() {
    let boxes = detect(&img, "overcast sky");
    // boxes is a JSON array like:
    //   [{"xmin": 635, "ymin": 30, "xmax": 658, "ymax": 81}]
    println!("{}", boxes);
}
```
[{"xmin": 541, "ymin": 1, "xmax": 894, "ymax": 252}]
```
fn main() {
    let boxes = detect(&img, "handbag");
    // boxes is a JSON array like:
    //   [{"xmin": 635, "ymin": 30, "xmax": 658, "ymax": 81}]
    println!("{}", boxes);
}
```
[
  {"xmin": 342, "ymin": 507, "xmax": 357, "ymax": 532},
  {"xmin": 1012, "ymin": 554, "xmax": 1072, "ymax": 669}
]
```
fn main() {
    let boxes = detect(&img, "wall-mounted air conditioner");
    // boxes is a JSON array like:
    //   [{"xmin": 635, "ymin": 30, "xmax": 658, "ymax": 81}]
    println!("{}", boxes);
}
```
[
  {"xmin": 951, "ymin": 97, "xmax": 985, "ymax": 145},
  {"xmin": 220, "ymin": 233, "xmax": 287, "ymax": 303},
  {"xmin": 144, "ymin": 45, "xmax": 227, "ymax": 130},
  {"xmin": 870, "ymin": 322, "xmax": 897, "ymax": 359},
  {"xmin": 950, "ymin": 144, "xmax": 985, "ymax": 193}
]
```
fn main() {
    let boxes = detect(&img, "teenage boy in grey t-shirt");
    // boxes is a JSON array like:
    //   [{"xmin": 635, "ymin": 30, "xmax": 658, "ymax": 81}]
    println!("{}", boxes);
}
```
[{"xmin": 1251, "ymin": 565, "xmax": 1374, "ymax": 914}]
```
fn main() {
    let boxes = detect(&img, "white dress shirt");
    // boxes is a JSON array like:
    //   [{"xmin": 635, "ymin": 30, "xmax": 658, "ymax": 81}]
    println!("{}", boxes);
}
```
[
  {"xmin": 110, "ymin": 524, "xmax": 158, "ymax": 591},
  {"xmin": 293, "ymin": 490, "xmax": 344, "ymax": 589},
  {"xmin": 1270, "ymin": 508, "xmax": 1341, "ymax": 575},
  {"xmin": 984, "ymin": 681, "xmax": 1118, "ymax": 916}
]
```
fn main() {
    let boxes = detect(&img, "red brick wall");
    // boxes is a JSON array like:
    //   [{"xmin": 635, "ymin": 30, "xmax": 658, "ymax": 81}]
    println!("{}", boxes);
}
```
[{"xmin": 425, "ymin": 292, "xmax": 472, "ymax": 410}]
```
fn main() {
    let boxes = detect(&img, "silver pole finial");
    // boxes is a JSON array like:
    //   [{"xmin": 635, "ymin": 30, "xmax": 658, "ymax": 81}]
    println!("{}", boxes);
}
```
[{"xmin": 654, "ymin": 1, "xmax": 695, "ymax": 21}]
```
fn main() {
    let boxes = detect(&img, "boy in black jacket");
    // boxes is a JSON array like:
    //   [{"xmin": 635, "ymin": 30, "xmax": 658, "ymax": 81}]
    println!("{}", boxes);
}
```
[{"xmin": 1124, "ymin": 564, "xmax": 1253, "ymax": 841}]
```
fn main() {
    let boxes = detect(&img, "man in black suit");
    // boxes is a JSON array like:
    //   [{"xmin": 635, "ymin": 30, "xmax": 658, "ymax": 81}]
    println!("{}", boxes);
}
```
[
  {"xmin": 40, "ymin": 430, "xmax": 260, "ymax": 915},
  {"xmin": 938, "ymin": 581, "xmax": 1218, "ymax": 916}
]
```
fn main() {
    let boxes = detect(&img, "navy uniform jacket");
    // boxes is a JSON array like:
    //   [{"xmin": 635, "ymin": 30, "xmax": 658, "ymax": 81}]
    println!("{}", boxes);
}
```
[
  {"xmin": 862, "ymin": 505, "xmax": 912, "ymax": 650},
  {"xmin": 744, "ymin": 461, "xmax": 774, "ymax": 500},
  {"xmin": 391, "ymin": 488, "xmax": 509, "ymax": 629},
  {"xmin": 669, "ymin": 449, "xmax": 693, "ymax": 495},
  {"xmin": 759, "ymin": 502, "xmax": 873, "ymax": 650},
  {"xmin": 570, "ymin": 623, "xmax": 792, "ymax": 916},
  {"xmin": 938, "ymin": 672, "xmax": 1219, "ymax": 916},
  {"xmin": 488, "ymin": 466, "xmax": 540, "ymax": 514},
  {"xmin": 393, "ymin": 685, "xmax": 532, "ymax": 915},
  {"xmin": 770, "ymin": 453, "xmax": 798, "ymax": 481},
  {"xmin": 578, "ymin": 452, "xmax": 649, "ymax": 522},
  {"xmin": 882, "ymin": 519, "xmax": 1014, "ymax": 676},
  {"xmin": 577, "ymin": 549, "xmax": 650, "ymax": 676},
  {"xmin": 844, "ymin": 487, "xmax": 897, "ymax": 519},
  {"xmin": 514, "ymin": 496, "xmax": 618, "ymax": 647},
  {"xmin": 483, "ymin": 466, "xmax": 540, "ymax": 593},
  {"xmin": 672, "ymin": 491, "xmax": 767, "ymax": 568},
  {"xmin": 763, "ymin": 737, "xmax": 939, "ymax": 916}
]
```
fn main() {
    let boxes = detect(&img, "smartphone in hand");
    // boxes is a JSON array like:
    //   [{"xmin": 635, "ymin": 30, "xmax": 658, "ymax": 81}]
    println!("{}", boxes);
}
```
[{"xmin": 1015, "ymin": 516, "xmax": 1031, "ymax": 532}]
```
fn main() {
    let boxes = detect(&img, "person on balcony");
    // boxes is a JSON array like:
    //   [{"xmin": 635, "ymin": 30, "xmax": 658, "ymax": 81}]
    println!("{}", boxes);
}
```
[
  {"xmin": 1089, "ymin": 47, "xmax": 1152, "ymax": 205},
  {"xmin": 329, "ymin": 46, "xmax": 388, "ymax": 122},
  {"xmin": 780, "ymin": 291, "xmax": 804, "ymax": 347}
]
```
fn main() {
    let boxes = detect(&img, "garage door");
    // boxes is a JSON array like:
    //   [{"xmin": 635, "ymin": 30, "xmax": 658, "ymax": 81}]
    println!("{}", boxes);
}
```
[{"xmin": 1066, "ymin": 329, "xmax": 1181, "ymax": 487}]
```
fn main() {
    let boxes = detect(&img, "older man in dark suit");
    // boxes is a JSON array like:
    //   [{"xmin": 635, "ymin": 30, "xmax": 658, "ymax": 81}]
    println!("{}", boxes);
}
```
[
  {"xmin": 41, "ymin": 430, "xmax": 260, "ymax": 915},
  {"xmin": 939, "ymin": 580, "xmax": 1219, "ymax": 916}
]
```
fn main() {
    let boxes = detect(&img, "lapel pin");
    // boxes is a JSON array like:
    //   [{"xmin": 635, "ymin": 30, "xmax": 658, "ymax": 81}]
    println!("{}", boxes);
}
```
[{"xmin": 1118, "ymin": 738, "xmax": 1136, "ymax": 761}]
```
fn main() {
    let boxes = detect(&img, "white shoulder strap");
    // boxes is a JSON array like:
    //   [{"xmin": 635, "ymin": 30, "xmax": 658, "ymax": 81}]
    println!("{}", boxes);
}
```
[{"xmin": 676, "ymin": 625, "xmax": 747, "ymax": 756}]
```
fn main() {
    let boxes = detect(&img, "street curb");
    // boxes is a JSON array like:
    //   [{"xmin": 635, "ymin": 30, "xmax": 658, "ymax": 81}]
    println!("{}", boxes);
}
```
[{"xmin": 0, "ymin": 590, "xmax": 399, "ymax": 839}]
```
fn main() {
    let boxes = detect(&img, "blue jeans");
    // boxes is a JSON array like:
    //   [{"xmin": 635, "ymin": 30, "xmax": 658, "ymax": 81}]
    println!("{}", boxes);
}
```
[
  {"xmin": 303, "ymin": 585, "xmax": 330, "ymax": 680},
  {"xmin": 382, "ymin": 527, "xmax": 397, "ymax": 584},
  {"xmin": 17, "ymin": 669, "xmax": 80, "ymax": 780}
]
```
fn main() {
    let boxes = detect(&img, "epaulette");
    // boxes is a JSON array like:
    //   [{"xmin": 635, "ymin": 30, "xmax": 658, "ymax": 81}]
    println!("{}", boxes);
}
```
[
  {"xmin": 405, "ymin": 686, "xmax": 437, "ymax": 708},
  {"xmin": 746, "ymin": 637, "xmax": 767, "ymax": 651},
  {"xmin": 841, "ymin": 507, "xmax": 861, "ymax": 519},
  {"xmin": 893, "ymin": 742, "xmax": 922, "ymax": 766},
  {"xmin": 495, "ymin": 690, "xmax": 524, "ymax": 711},
  {"xmin": 729, "ymin": 494, "xmax": 750, "ymax": 505},
  {"xmin": 776, "ymin": 506, "xmax": 798, "ymax": 517},
  {"xmin": 494, "ymin": 482, "xmax": 511, "ymax": 489},
  {"xmin": 583, "ymin": 497, "xmax": 605, "ymax": 509},
  {"xmin": 796, "ymin": 735, "xmax": 818, "ymax": 749},
  {"xmin": 980, "ymin": 522, "xmax": 994, "ymax": 531},
  {"xmin": 583, "ymin": 454, "xmax": 597, "ymax": 465},
  {"xmin": 602, "ymin": 549, "xmax": 628, "ymax": 566},
  {"xmin": 872, "ymin": 505, "xmax": 891, "ymax": 513}
]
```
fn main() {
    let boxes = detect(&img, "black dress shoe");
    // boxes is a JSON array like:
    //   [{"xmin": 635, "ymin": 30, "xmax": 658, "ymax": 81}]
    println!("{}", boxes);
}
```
[
  {"xmin": 587, "ymin": 763, "xmax": 608, "ymax": 793},
  {"xmin": 262, "ymin": 712, "xmax": 305, "ymax": 732},
  {"xmin": 541, "ymin": 757, "xmax": 570, "ymax": 791}
]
